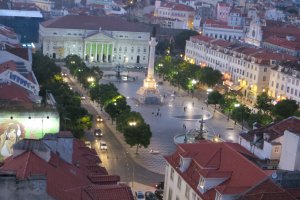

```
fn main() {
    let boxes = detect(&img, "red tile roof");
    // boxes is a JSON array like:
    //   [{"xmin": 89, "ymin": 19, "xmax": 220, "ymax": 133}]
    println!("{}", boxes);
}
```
[
  {"xmin": 6, "ymin": 48, "xmax": 29, "ymax": 61},
  {"xmin": 0, "ymin": 138, "xmax": 133, "ymax": 200},
  {"xmin": 161, "ymin": 2, "xmax": 194, "ymax": 12},
  {"xmin": 190, "ymin": 34, "xmax": 215, "ymax": 43},
  {"xmin": 41, "ymin": 15, "xmax": 151, "ymax": 32},
  {"xmin": 83, "ymin": 184, "xmax": 134, "ymax": 200},
  {"xmin": 0, "ymin": 84, "xmax": 36, "ymax": 108},
  {"xmin": 165, "ymin": 142, "xmax": 267, "ymax": 199},
  {"xmin": 205, "ymin": 19, "xmax": 243, "ymax": 30},
  {"xmin": 240, "ymin": 117, "xmax": 300, "ymax": 142},
  {"xmin": 238, "ymin": 178, "xmax": 296, "ymax": 200},
  {"xmin": 264, "ymin": 36, "xmax": 300, "ymax": 51}
]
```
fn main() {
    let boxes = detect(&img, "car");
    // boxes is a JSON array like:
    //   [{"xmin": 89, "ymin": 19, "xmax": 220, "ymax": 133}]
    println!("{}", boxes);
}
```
[
  {"xmin": 135, "ymin": 191, "xmax": 145, "ymax": 200},
  {"xmin": 100, "ymin": 141, "xmax": 107, "ymax": 150},
  {"xmin": 84, "ymin": 141, "xmax": 92, "ymax": 149},
  {"xmin": 145, "ymin": 191, "xmax": 158, "ymax": 200},
  {"xmin": 154, "ymin": 189, "xmax": 163, "ymax": 200},
  {"xmin": 94, "ymin": 128, "xmax": 103, "ymax": 137},
  {"xmin": 96, "ymin": 115, "xmax": 103, "ymax": 123},
  {"xmin": 155, "ymin": 182, "xmax": 164, "ymax": 190},
  {"xmin": 80, "ymin": 96, "xmax": 86, "ymax": 100}
]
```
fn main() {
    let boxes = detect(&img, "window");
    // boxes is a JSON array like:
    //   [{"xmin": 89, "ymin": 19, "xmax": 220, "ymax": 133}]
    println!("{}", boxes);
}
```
[
  {"xmin": 168, "ymin": 188, "xmax": 173, "ymax": 200},
  {"xmin": 275, "ymin": 146, "xmax": 279, "ymax": 153},
  {"xmin": 144, "ymin": 48, "xmax": 146, "ymax": 53},
  {"xmin": 192, "ymin": 192, "xmax": 196, "ymax": 200},
  {"xmin": 276, "ymin": 83, "xmax": 279, "ymax": 89},
  {"xmin": 170, "ymin": 168, "xmax": 174, "ymax": 180},
  {"xmin": 263, "ymin": 76, "xmax": 266, "ymax": 81},
  {"xmin": 215, "ymin": 192, "xmax": 222, "ymax": 200},
  {"xmin": 185, "ymin": 185, "xmax": 190, "ymax": 198},
  {"xmin": 198, "ymin": 176, "xmax": 205, "ymax": 189},
  {"xmin": 281, "ymin": 85, "xmax": 284, "ymax": 91},
  {"xmin": 264, "ymin": 67, "xmax": 267, "ymax": 72},
  {"xmin": 177, "ymin": 176, "xmax": 181, "ymax": 190},
  {"xmin": 176, "ymin": 197, "xmax": 179, "ymax": 200},
  {"xmin": 271, "ymin": 81, "xmax": 274, "ymax": 87},
  {"xmin": 287, "ymin": 87, "xmax": 290, "ymax": 93}
]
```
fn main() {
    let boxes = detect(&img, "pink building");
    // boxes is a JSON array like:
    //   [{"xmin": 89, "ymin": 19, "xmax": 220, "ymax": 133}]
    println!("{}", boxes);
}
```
[{"xmin": 216, "ymin": 2, "xmax": 230, "ymax": 22}]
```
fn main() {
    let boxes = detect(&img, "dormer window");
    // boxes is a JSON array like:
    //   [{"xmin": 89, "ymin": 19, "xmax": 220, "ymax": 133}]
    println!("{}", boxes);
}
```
[
  {"xmin": 198, "ymin": 176, "xmax": 205, "ymax": 189},
  {"xmin": 215, "ymin": 192, "xmax": 222, "ymax": 200}
]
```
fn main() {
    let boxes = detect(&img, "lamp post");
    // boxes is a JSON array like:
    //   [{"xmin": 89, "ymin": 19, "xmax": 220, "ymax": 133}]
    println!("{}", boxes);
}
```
[{"xmin": 234, "ymin": 103, "xmax": 240, "ymax": 125}]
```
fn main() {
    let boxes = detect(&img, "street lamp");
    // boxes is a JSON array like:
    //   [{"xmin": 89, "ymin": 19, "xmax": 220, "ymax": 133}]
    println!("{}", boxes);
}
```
[
  {"xmin": 129, "ymin": 121, "xmax": 137, "ymax": 126},
  {"xmin": 234, "ymin": 103, "xmax": 240, "ymax": 125},
  {"xmin": 87, "ymin": 77, "xmax": 94, "ymax": 83}
]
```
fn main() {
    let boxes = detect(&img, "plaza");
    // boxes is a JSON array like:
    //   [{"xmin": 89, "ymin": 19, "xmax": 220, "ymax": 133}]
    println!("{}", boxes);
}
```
[{"xmin": 101, "ymin": 70, "xmax": 243, "ymax": 174}]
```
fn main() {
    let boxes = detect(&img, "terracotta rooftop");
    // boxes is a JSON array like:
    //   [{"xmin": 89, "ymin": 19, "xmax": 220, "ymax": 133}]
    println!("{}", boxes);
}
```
[
  {"xmin": 0, "ymin": 138, "xmax": 133, "ymax": 200},
  {"xmin": 205, "ymin": 19, "xmax": 243, "ymax": 30},
  {"xmin": 164, "ymin": 142, "xmax": 267, "ymax": 199},
  {"xmin": 240, "ymin": 116, "xmax": 300, "ymax": 142},
  {"xmin": 6, "ymin": 48, "xmax": 29, "ymax": 61},
  {"xmin": 41, "ymin": 15, "xmax": 151, "ymax": 33},
  {"xmin": 160, "ymin": 2, "xmax": 194, "ymax": 12},
  {"xmin": 238, "ymin": 178, "xmax": 296, "ymax": 200},
  {"xmin": 264, "ymin": 36, "xmax": 300, "ymax": 51}
]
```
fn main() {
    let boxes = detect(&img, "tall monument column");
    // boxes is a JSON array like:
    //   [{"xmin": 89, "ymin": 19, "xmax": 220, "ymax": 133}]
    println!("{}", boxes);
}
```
[{"xmin": 136, "ymin": 37, "xmax": 161, "ymax": 104}]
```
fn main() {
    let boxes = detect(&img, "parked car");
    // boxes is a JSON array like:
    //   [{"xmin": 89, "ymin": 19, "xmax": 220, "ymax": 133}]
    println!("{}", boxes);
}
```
[
  {"xmin": 155, "ymin": 182, "xmax": 164, "ymax": 190},
  {"xmin": 145, "ymin": 191, "xmax": 158, "ymax": 200},
  {"xmin": 135, "ymin": 191, "xmax": 145, "ymax": 200},
  {"xmin": 100, "ymin": 141, "xmax": 107, "ymax": 150},
  {"xmin": 94, "ymin": 128, "xmax": 103, "ymax": 137},
  {"xmin": 154, "ymin": 189, "xmax": 163, "ymax": 200},
  {"xmin": 84, "ymin": 141, "xmax": 92, "ymax": 149},
  {"xmin": 80, "ymin": 96, "xmax": 86, "ymax": 100},
  {"xmin": 96, "ymin": 115, "xmax": 103, "ymax": 123}
]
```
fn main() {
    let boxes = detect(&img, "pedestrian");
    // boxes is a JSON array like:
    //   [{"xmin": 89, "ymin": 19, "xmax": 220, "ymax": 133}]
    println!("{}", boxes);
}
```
[
  {"xmin": 156, "ymin": 112, "xmax": 159, "ymax": 116},
  {"xmin": 152, "ymin": 112, "xmax": 154, "ymax": 115},
  {"xmin": 159, "ymin": 113, "xmax": 162, "ymax": 117},
  {"xmin": 158, "ymin": 108, "xmax": 160, "ymax": 112}
]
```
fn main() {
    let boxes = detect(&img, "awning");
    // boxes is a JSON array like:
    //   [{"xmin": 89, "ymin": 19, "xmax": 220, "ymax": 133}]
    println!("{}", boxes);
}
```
[
  {"xmin": 224, "ymin": 80, "xmax": 233, "ymax": 87},
  {"xmin": 230, "ymin": 85, "xmax": 242, "ymax": 91}
]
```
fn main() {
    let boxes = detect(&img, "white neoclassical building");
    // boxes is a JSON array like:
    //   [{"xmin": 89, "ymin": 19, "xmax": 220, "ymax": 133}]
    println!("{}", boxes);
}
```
[
  {"xmin": 184, "ymin": 34, "xmax": 297, "ymax": 103},
  {"xmin": 39, "ymin": 15, "xmax": 151, "ymax": 66},
  {"xmin": 269, "ymin": 61, "xmax": 300, "ymax": 104}
]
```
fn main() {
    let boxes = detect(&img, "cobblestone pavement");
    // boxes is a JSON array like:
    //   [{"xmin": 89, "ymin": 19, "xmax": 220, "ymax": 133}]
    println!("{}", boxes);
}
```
[{"xmin": 100, "ymin": 71, "xmax": 244, "ymax": 175}]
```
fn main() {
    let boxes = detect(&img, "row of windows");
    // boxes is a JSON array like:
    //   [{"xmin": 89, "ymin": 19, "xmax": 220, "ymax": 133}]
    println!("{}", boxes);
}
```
[
  {"xmin": 273, "ymin": 73, "xmax": 300, "ymax": 86},
  {"xmin": 114, "ymin": 47, "xmax": 147, "ymax": 53}
]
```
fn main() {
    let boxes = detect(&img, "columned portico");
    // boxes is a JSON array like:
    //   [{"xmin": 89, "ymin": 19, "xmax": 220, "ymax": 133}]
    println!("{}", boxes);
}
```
[{"xmin": 84, "ymin": 41, "xmax": 114, "ymax": 63}]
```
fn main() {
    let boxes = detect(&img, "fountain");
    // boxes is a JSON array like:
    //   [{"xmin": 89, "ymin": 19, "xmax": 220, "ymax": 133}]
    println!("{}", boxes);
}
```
[{"xmin": 103, "ymin": 64, "xmax": 136, "ymax": 82}]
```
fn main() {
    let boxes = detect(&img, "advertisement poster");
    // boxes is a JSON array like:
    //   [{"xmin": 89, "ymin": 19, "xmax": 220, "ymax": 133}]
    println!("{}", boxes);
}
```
[{"xmin": 0, "ymin": 111, "xmax": 59, "ymax": 160}]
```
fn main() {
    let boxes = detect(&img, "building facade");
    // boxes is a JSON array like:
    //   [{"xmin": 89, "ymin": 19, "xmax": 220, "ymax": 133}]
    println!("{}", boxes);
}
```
[
  {"xmin": 154, "ymin": 1, "xmax": 195, "ymax": 29},
  {"xmin": 239, "ymin": 117, "xmax": 300, "ymax": 171},
  {"xmin": 269, "ymin": 61, "xmax": 300, "ymax": 104},
  {"xmin": 185, "ymin": 35, "xmax": 297, "ymax": 103},
  {"xmin": 164, "ymin": 142, "xmax": 268, "ymax": 200},
  {"xmin": 39, "ymin": 15, "xmax": 151, "ymax": 66}
]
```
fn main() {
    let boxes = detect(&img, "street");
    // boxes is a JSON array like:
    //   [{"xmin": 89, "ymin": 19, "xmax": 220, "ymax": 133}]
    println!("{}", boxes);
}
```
[{"xmin": 64, "ymin": 69, "xmax": 164, "ymax": 187}]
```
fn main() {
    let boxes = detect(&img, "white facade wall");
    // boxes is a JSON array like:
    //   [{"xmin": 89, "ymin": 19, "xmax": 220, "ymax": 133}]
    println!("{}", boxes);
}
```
[
  {"xmin": 164, "ymin": 164, "xmax": 203, "ymax": 200},
  {"xmin": 203, "ymin": 26, "xmax": 244, "ymax": 41},
  {"xmin": 185, "ymin": 39, "xmax": 270, "ymax": 101},
  {"xmin": 265, "ymin": 9, "xmax": 285, "ymax": 21},
  {"xmin": 228, "ymin": 13, "xmax": 243, "ymax": 27},
  {"xmin": 269, "ymin": 68, "xmax": 300, "ymax": 104},
  {"xmin": 39, "ymin": 25, "xmax": 150, "ymax": 65},
  {"xmin": 279, "ymin": 130, "xmax": 300, "ymax": 171},
  {"xmin": 216, "ymin": 4, "xmax": 230, "ymax": 22}
]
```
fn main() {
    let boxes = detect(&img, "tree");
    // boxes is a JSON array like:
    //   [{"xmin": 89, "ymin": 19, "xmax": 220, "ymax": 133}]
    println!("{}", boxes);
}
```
[
  {"xmin": 247, "ymin": 112, "xmax": 273, "ymax": 127},
  {"xmin": 255, "ymin": 92, "xmax": 273, "ymax": 114},
  {"xmin": 116, "ymin": 111, "xmax": 144, "ymax": 132},
  {"xmin": 272, "ymin": 99, "xmax": 299, "ymax": 120},
  {"xmin": 199, "ymin": 67, "xmax": 222, "ymax": 87},
  {"xmin": 105, "ymin": 96, "xmax": 130, "ymax": 124},
  {"xmin": 174, "ymin": 30, "xmax": 199, "ymax": 50},
  {"xmin": 231, "ymin": 105, "xmax": 251, "ymax": 124},
  {"xmin": 207, "ymin": 91, "xmax": 223, "ymax": 110},
  {"xmin": 123, "ymin": 123, "xmax": 152, "ymax": 154},
  {"xmin": 220, "ymin": 91, "xmax": 238, "ymax": 115}
]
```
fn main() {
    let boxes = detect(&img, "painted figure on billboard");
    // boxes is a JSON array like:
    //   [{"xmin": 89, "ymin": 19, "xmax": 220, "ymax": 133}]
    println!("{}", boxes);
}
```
[{"xmin": 0, "ymin": 120, "xmax": 25, "ymax": 159}]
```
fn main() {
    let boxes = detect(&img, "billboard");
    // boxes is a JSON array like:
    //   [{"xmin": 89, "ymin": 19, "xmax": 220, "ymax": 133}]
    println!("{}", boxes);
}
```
[{"xmin": 0, "ymin": 111, "xmax": 60, "ymax": 160}]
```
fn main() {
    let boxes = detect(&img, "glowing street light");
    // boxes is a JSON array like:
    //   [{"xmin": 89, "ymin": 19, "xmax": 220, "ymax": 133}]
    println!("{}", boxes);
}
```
[
  {"xmin": 87, "ymin": 77, "xmax": 95, "ymax": 83},
  {"xmin": 129, "ymin": 121, "xmax": 137, "ymax": 126}
]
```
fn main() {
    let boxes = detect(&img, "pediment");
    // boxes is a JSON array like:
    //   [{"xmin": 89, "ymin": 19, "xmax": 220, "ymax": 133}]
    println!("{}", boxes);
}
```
[{"xmin": 85, "ymin": 31, "xmax": 114, "ymax": 41}]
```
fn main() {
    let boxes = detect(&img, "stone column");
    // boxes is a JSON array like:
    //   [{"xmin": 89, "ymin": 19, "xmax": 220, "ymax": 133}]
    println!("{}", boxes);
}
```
[
  {"xmin": 106, "ymin": 44, "xmax": 109, "ymax": 62},
  {"xmin": 101, "ymin": 44, "xmax": 104, "ymax": 62},
  {"xmin": 95, "ymin": 43, "xmax": 98, "ymax": 62},
  {"xmin": 147, "ymin": 37, "xmax": 157, "ymax": 79}
]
